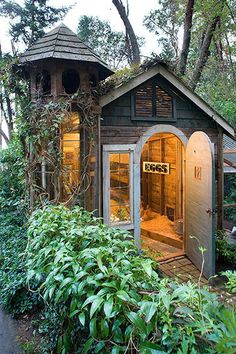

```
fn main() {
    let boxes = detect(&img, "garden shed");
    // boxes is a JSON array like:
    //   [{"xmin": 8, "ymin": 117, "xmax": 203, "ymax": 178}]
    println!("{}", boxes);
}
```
[{"xmin": 20, "ymin": 24, "xmax": 235, "ymax": 278}]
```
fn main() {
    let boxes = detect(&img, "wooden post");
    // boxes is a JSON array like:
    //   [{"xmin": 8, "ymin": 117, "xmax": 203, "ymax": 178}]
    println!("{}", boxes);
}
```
[{"xmin": 217, "ymin": 128, "xmax": 224, "ymax": 230}]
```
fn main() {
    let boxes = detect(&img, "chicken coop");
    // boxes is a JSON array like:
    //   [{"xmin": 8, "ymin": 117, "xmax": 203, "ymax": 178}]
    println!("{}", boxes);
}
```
[{"xmin": 20, "ymin": 24, "xmax": 235, "ymax": 278}]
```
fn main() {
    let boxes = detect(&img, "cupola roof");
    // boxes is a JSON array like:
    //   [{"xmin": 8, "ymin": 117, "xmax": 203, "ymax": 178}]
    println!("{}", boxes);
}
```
[{"xmin": 20, "ymin": 23, "xmax": 114, "ymax": 80}]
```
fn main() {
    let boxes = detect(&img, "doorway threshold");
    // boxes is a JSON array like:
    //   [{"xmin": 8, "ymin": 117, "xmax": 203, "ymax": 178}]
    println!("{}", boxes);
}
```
[
  {"xmin": 159, "ymin": 255, "xmax": 208, "ymax": 285},
  {"xmin": 157, "ymin": 252, "xmax": 185, "ymax": 263}
]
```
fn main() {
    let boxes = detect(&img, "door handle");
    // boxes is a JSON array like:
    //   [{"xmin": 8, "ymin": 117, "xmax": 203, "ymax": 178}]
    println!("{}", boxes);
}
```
[{"xmin": 206, "ymin": 208, "xmax": 217, "ymax": 216}]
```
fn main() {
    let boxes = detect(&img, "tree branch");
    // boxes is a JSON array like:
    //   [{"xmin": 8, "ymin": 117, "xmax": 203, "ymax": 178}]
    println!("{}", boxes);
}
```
[
  {"xmin": 112, "ymin": 0, "xmax": 140, "ymax": 64},
  {"xmin": 190, "ymin": 15, "xmax": 221, "ymax": 90},
  {"xmin": 0, "ymin": 126, "xmax": 9, "ymax": 143},
  {"xmin": 178, "ymin": 0, "xmax": 195, "ymax": 75}
]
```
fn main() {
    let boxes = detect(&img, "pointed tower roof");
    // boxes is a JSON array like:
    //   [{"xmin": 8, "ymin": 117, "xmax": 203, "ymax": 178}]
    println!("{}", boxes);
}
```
[{"xmin": 19, "ymin": 23, "xmax": 114, "ymax": 80}]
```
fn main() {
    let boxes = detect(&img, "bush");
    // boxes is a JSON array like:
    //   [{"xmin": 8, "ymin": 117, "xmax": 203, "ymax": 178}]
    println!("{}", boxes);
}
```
[
  {"xmin": 0, "ymin": 139, "xmax": 41, "ymax": 316},
  {"xmin": 216, "ymin": 231, "xmax": 236, "ymax": 268},
  {"xmin": 221, "ymin": 271, "xmax": 236, "ymax": 293},
  {"xmin": 26, "ymin": 205, "xmax": 236, "ymax": 353},
  {"xmin": 224, "ymin": 174, "xmax": 236, "ymax": 223}
]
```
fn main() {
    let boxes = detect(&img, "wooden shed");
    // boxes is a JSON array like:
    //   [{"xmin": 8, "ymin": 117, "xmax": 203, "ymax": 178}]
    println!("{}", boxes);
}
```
[
  {"xmin": 20, "ymin": 25, "xmax": 235, "ymax": 278},
  {"xmin": 100, "ymin": 64, "xmax": 234, "ymax": 278}
]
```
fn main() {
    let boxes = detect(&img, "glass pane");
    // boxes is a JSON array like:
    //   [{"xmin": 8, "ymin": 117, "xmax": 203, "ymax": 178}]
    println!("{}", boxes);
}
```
[
  {"xmin": 61, "ymin": 112, "xmax": 80, "ymax": 201},
  {"xmin": 109, "ymin": 152, "xmax": 131, "ymax": 224}
]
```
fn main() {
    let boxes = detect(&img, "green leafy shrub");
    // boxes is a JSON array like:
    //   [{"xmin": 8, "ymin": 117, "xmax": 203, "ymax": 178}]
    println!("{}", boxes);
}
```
[
  {"xmin": 26, "ymin": 205, "xmax": 236, "ymax": 353},
  {"xmin": 0, "ymin": 139, "xmax": 41, "ymax": 316},
  {"xmin": 224, "ymin": 174, "xmax": 236, "ymax": 223},
  {"xmin": 221, "ymin": 271, "xmax": 236, "ymax": 293},
  {"xmin": 216, "ymin": 231, "xmax": 236, "ymax": 268}
]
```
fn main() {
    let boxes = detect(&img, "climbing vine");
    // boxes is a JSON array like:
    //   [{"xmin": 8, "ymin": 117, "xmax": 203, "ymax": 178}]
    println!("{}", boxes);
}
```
[{"xmin": 24, "ymin": 89, "xmax": 100, "ymax": 209}]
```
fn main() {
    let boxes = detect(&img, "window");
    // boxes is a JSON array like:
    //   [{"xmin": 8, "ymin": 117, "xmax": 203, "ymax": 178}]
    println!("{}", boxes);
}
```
[
  {"xmin": 61, "ymin": 112, "xmax": 80, "ymax": 201},
  {"xmin": 134, "ymin": 82, "xmax": 173, "ymax": 120},
  {"xmin": 103, "ymin": 145, "xmax": 135, "ymax": 229},
  {"xmin": 110, "ymin": 153, "xmax": 130, "ymax": 223}
]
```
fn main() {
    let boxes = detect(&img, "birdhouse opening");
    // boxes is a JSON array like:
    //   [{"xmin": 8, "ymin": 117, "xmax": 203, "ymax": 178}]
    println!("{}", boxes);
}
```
[
  {"xmin": 140, "ymin": 132, "xmax": 184, "ymax": 259},
  {"xmin": 62, "ymin": 69, "xmax": 80, "ymax": 94}
]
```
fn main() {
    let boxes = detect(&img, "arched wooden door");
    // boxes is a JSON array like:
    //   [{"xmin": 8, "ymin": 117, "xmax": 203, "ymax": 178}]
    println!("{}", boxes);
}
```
[{"xmin": 186, "ymin": 131, "xmax": 215, "ymax": 278}]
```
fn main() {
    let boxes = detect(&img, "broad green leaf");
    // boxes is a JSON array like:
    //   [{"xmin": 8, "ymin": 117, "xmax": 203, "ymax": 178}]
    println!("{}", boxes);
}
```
[
  {"xmin": 142, "ymin": 260, "xmax": 153, "ymax": 277},
  {"xmin": 95, "ymin": 341, "xmax": 105, "ymax": 353},
  {"xmin": 162, "ymin": 295, "xmax": 171, "ymax": 311},
  {"xmin": 111, "ymin": 346, "xmax": 121, "ymax": 354},
  {"xmin": 124, "ymin": 325, "xmax": 133, "ymax": 341},
  {"xmin": 89, "ymin": 318, "xmax": 97, "ymax": 337},
  {"xmin": 173, "ymin": 306, "xmax": 194, "ymax": 318},
  {"xmin": 90, "ymin": 296, "xmax": 104, "ymax": 318},
  {"xmin": 127, "ymin": 312, "xmax": 147, "ymax": 334},
  {"xmin": 82, "ymin": 295, "xmax": 98, "ymax": 308},
  {"xmin": 113, "ymin": 327, "xmax": 123, "ymax": 343},
  {"xmin": 55, "ymin": 289, "xmax": 64, "ymax": 303},
  {"xmin": 104, "ymin": 296, "xmax": 114, "ymax": 318},
  {"xmin": 57, "ymin": 335, "xmax": 63, "ymax": 353},
  {"xmin": 141, "ymin": 301, "xmax": 157, "ymax": 322},
  {"xmin": 97, "ymin": 253, "xmax": 108, "ymax": 274},
  {"xmin": 140, "ymin": 341, "xmax": 166, "ymax": 353},
  {"xmin": 100, "ymin": 319, "xmax": 109, "ymax": 339},
  {"xmin": 79, "ymin": 312, "xmax": 86, "ymax": 326},
  {"xmin": 60, "ymin": 277, "xmax": 73, "ymax": 288},
  {"xmin": 84, "ymin": 338, "xmax": 93, "ymax": 354},
  {"xmin": 116, "ymin": 290, "xmax": 130, "ymax": 302},
  {"xmin": 49, "ymin": 284, "xmax": 57, "ymax": 299}
]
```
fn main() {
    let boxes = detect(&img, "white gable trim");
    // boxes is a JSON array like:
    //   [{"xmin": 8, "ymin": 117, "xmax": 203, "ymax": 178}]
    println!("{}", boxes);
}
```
[
  {"xmin": 100, "ymin": 65, "xmax": 161, "ymax": 107},
  {"xmin": 99, "ymin": 64, "xmax": 234, "ymax": 137}
]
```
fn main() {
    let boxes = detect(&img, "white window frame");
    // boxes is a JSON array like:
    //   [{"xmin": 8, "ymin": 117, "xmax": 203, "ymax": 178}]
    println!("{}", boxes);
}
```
[{"xmin": 103, "ymin": 144, "xmax": 135, "ymax": 230}]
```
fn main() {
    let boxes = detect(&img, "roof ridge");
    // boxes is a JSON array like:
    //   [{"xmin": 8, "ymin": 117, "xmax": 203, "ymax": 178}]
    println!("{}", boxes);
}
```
[{"xmin": 52, "ymin": 24, "xmax": 63, "ymax": 58}]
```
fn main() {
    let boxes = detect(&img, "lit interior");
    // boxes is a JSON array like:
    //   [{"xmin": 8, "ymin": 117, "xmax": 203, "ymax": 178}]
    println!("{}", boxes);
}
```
[
  {"xmin": 141, "ymin": 133, "xmax": 184, "ymax": 260},
  {"xmin": 61, "ymin": 112, "xmax": 80, "ymax": 201},
  {"xmin": 109, "ymin": 152, "xmax": 130, "ymax": 224}
]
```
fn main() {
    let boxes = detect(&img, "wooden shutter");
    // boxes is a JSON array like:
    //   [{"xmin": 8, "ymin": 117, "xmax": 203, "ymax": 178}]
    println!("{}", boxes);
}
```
[
  {"xmin": 156, "ymin": 86, "xmax": 173, "ymax": 118},
  {"xmin": 135, "ymin": 84, "xmax": 153, "ymax": 117}
]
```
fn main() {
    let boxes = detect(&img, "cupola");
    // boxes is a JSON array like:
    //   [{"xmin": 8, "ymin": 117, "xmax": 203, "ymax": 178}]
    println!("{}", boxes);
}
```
[{"xmin": 19, "ymin": 23, "xmax": 113, "ymax": 100}]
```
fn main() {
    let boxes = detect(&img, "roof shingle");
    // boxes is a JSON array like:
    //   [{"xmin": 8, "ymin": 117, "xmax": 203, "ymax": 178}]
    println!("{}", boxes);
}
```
[{"xmin": 19, "ymin": 23, "xmax": 113, "ymax": 80}]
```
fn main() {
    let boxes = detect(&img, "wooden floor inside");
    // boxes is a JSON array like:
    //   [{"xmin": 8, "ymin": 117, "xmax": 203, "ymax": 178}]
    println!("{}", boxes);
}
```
[
  {"xmin": 141, "ymin": 235, "xmax": 184, "ymax": 261},
  {"xmin": 141, "ymin": 212, "xmax": 183, "ymax": 259}
]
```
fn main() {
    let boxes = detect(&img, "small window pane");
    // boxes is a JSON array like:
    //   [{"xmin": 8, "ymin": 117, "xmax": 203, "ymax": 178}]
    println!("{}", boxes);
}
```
[
  {"xmin": 109, "ymin": 153, "xmax": 130, "ymax": 224},
  {"xmin": 156, "ymin": 86, "xmax": 173, "ymax": 118},
  {"xmin": 135, "ymin": 84, "xmax": 153, "ymax": 117}
]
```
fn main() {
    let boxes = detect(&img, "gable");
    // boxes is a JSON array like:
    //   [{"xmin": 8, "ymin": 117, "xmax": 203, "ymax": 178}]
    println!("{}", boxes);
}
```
[
  {"xmin": 100, "ymin": 65, "xmax": 234, "ymax": 137},
  {"xmin": 101, "ymin": 74, "xmax": 219, "ymax": 131}
]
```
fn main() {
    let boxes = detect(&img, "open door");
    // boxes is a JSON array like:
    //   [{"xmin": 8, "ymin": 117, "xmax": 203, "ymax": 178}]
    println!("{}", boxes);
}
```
[{"xmin": 186, "ymin": 131, "xmax": 215, "ymax": 278}]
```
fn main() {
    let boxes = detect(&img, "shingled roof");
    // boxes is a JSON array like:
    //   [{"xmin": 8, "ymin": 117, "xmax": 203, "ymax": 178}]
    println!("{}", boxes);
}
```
[{"xmin": 19, "ymin": 23, "xmax": 114, "ymax": 80}]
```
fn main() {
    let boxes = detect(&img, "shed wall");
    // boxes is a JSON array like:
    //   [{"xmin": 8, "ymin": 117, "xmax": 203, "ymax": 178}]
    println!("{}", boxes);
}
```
[{"xmin": 100, "ymin": 74, "xmax": 223, "ymax": 228}]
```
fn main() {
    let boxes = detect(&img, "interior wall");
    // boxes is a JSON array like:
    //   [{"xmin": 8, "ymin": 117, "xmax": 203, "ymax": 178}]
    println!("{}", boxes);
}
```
[{"xmin": 141, "ymin": 133, "xmax": 183, "ymax": 221}]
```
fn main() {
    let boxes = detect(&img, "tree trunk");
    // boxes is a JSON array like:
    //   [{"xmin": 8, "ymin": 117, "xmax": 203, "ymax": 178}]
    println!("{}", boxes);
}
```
[
  {"xmin": 178, "ymin": 0, "xmax": 195, "ymax": 75},
  {"xmin": 112, "ymin": 0, "xmax": 140, "ymax": 64},
  {"xmin": 189, "ymin": 15, "xmax": 221, "ymax": 91}
]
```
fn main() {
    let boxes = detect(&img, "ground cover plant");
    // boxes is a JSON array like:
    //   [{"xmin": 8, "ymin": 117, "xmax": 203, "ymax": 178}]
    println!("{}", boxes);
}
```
[
  {"xmin": 26, "ymin": 205, "xmax": 236, "ymax": 353},
  {"xmin": 221, "ymin": 271, "xmax": 236, "ymax": 294}
]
